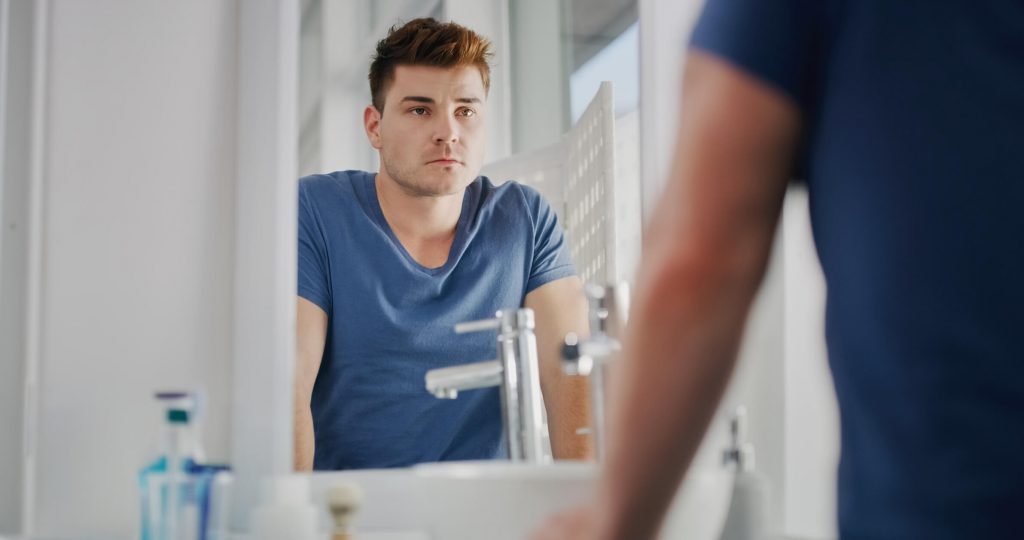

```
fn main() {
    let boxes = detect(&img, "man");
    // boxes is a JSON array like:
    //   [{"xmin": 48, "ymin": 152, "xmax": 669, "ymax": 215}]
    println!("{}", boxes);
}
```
[
  {"xmin": 295, "ymin": 18, "xmax": 591, "ymax": 471},
  {"xmin": 536, "ymin": 0, "xmax": 1023, "ymax": 538}
]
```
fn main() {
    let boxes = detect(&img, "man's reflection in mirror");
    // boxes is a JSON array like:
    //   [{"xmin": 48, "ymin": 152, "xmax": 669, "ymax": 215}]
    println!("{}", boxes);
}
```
[{"xmin": 295, "ymin": 18, "xmax": 591, "ymax": 471}]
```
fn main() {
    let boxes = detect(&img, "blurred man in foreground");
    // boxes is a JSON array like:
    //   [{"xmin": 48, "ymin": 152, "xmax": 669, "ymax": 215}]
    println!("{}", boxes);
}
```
[{"xmin": 535, "ymin": 0, "xmax": 1024, "ymax": 538}]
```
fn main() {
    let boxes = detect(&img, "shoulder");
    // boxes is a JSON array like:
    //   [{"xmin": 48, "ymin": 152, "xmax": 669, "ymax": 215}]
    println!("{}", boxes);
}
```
[
  {"xmin": 300, "ymin": 170, "xmax": 366, "ymax": 196},
  {"xmin": 299, "ymin": 170, "xmax": 370, "ymax": 210},
  {"xmin": 690, "ymin": 0, "xmax": 834, "ymax": 109},
  {"xmin": 476, "ymin": 177, "xmax": 550, "ymax": 221}
]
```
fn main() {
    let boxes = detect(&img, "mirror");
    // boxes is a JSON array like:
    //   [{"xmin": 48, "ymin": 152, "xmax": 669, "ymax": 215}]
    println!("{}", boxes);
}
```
[{"xmin": 294, "ymin": 0, "xmax": 641, "ymax": 471}]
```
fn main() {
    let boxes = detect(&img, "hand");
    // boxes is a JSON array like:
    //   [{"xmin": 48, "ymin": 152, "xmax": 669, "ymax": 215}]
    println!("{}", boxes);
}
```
[{"xmin": 530, "ymin": 504, "xmax": 605, "ymax": 540}]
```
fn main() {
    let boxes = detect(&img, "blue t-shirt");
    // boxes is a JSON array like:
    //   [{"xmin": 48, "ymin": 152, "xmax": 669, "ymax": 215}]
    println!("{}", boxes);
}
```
[
  {"xmin": 297, "ymin": 170, "xmax": 575, "ymax": 470},
  {"xmin": 692, "ymin": 1, "xmax": 1024, "ymax": 538}
]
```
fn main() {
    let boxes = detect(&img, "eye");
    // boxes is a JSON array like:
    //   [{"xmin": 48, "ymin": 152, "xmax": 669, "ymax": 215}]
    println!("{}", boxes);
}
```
[
  {"xmin": 456, "ymin": 107, "xmax": 477, "ymax": 118},
  {"xmin": 409, "ymin": 107, "xmax": 429, "ymax": 116}
]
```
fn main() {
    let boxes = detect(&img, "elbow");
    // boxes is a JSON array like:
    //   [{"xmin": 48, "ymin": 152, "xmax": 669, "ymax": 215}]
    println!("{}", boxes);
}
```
[{"xmin": 636, "ymin": 239, "xmax": 768, "ymax": 322}]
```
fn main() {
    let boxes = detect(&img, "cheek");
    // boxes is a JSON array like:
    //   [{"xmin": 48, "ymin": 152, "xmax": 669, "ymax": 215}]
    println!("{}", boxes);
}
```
[
  {"xmin": 463, "ymin": 123, "xmax": 486, "ymax": 146},
  {"xmin": 380, "ymin": 129, "xmax": 408, "ymax": 153},
  {"xmin": 470, "ymin": 127, "xmax": 488, "ymax": 157}
]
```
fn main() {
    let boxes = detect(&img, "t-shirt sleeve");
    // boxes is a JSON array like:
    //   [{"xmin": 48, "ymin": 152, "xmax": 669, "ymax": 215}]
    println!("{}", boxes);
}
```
[
  {"xmin": 519, "ymin": 184, "xmax": 576, "ymax": 294},
  {"xmin": 689, "ymin": 0, "xmax": 825, "ymax": 109},
  {"xmin": 297, "ymin": 179, "xmax": 332, "ymax": 314}
]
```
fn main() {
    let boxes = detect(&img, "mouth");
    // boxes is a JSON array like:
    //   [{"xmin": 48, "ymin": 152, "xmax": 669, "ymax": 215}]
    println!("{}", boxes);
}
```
[{"xmin": 427, "ymin": 158, "xmax": 462, "ymax": 166}]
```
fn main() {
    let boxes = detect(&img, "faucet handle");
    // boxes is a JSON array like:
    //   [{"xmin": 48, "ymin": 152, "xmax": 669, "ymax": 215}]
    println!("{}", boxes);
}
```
[
  {"xmin": 327, "ymin": 482, "xmax": 363, "ymax": 537},
  {"xmin": 584, "ymin": 283, "xmax": 608, "ymax": 301},
  {"xmin": 454, "ymin": 317, "xmax": 501, "ymax": 334},
  {"xmin": 723, "ymin": 405, "xmax": 756, "ymax": 472},
  {"xmin": 456, "ymin": 309, "xmax": 536, "ymax": 334},
  {"xmin": 583, "ymin": 283, "xmax": 631, "ymax": 336},
  {"xmin": 561, "ymin": 333, "xmax": 595, "ymax": 376},
  {"xmin": 584, "ymin": 284, "xmax": 610, "ymax": 333}
]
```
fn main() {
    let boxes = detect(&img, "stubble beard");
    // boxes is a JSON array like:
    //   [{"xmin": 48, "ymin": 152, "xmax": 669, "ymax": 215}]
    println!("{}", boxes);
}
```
[{"xmin": 381, "ymin": 152, "xmax": 473, "ymax": 198}]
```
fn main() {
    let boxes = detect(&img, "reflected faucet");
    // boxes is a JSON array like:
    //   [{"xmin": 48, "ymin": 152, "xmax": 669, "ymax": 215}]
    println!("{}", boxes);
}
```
[
  {"xmin": 561, "ymin": 283, "xmax": 630, "ymax": 462},
  {"xmin": 425, "ymin": 360, "xmax": 504, "ymax": 400},
  {"xmin": 424, "ymin": 308, "xmax": 548, "ymax": 463}
]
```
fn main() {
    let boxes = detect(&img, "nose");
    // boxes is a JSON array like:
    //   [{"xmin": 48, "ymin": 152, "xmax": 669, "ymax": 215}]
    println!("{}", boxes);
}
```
[{"xmin": 433, "ymin": 114, "xmax": 458, "ymax": 145}]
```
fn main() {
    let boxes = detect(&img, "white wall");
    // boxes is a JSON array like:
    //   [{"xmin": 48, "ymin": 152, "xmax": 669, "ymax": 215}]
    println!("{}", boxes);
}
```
[
  {"xmin": 638, "ymin": 0, "xmax": 703, "ymax": 222},
  {"xmin": 298, "ymin": 0, "xmax": 379, "ymax": 177},
  {"xmin": 22, "ymin": 1, "xmax": 240, "ymax": 536},
  {"xmin": 0, "ymin": 0, "xmax": 32, "ymax": 532},
  {"xmin": 782, "ymin": 188, "xmax": 839, "ymax": 538},
  {"xmin": 508, "ymin": 0, "xmax": 568, "ymax": 153},
  {"xmin": 316, "ymin": 0, "xmax": 376, "ymax": 175}
]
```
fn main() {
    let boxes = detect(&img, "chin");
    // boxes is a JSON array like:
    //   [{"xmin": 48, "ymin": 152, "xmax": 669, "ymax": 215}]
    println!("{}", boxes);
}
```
[{"xmin": 424, "ymin": 171, "xmax": 474, "ymax": 196}]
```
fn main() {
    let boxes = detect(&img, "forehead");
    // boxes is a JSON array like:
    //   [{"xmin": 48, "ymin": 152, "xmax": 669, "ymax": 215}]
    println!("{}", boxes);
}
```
[{"xmin": 387, "ymin": 64, "xmax": 486, "ymax": 98}]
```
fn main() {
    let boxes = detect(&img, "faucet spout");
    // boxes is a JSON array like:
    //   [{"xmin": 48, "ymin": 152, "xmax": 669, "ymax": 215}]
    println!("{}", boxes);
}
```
[
  {"xmin": 425, "ymin": 308, "xmax": 547, "ymax": 462},
  {"xmin": 425, "ymin": 360, "xmax": 503, "ymax": 400}
]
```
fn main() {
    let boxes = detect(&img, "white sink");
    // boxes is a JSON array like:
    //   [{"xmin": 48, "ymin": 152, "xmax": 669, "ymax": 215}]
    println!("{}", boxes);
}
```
[
  {"xmin": 412, "ymin": 461, "xmax": 597, "ymax": 540},
  {"xmin": 307, "ymin": 462, "xmax": 733, "ymax": 540}
]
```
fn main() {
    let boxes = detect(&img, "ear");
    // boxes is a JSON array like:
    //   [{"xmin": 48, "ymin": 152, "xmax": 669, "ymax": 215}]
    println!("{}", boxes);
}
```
[{"xmin": 363, "ymin": 105, "xmax": 383, "ymax": 149}]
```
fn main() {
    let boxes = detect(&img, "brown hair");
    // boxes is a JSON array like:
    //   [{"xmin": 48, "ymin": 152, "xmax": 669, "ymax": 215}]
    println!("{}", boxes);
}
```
[{"xmin": 368, "ymin": 18, "xmax": 493, "ymax": 113}]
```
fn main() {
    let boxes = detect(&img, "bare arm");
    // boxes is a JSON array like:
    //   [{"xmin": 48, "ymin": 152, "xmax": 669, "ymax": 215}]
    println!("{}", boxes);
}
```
[
  {"xmin": 525, "ymin": 276, "xmax": 593, "ymax": 460},
  {"xmin": 592, "ymin": 51, "xmax": 802, "ymax": 538},
  {"xmin": 294, "ymin": 296, "xmax": 327, "ymax": 471}
]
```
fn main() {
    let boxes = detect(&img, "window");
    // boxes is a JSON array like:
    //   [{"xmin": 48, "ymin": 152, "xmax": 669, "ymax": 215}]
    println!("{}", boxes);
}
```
[{"xmin": 509, "ymin": 0, "xmax": 639, "ymax": 152}]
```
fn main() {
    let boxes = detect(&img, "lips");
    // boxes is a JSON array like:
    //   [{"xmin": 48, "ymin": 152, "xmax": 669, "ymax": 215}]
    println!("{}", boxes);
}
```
[{"xmin": 428, "ymin": 158, "xmax": 461, "ymax": 165}]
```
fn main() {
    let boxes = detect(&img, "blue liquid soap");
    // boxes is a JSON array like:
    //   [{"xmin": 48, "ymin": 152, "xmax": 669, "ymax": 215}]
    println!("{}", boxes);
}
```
[{"xmin": 139, "ymin": 392, "xmax": 230, "ymax": 540}]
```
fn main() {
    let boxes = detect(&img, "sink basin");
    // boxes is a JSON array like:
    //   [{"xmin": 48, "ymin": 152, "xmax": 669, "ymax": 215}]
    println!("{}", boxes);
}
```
[
  {"xmin": 307, "ymin": 462, "xmax": 733, "ymax": 540},
  {"xmin": 412, "ymin": 461, "xmax": 597, "ymax": 540},
  {"xmin": 307, "ymin": 462, "xmax": 595, "ymax": 539},
  {"xmin": 662, "ymin": 467, "xmax": 733, "ymax": 540}
]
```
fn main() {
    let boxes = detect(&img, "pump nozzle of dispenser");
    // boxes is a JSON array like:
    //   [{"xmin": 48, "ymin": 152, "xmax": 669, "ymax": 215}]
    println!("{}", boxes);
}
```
[
  {"xmin": 722, "ymin": 406, "xmax": 756, "ymax": 473},
  {"xmin": 719, "ymin": 406, "xmax": 768, "ymax": 540}
]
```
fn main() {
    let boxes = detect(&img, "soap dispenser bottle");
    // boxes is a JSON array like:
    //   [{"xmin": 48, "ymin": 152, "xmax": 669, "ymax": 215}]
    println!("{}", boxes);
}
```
[
  {"xmin": 719, "ymin": 406, "xmax": 769, "ymax": 540},
  {"xmin": 139, "ymin": 391, "xmax": 229, "ymax": 540}
]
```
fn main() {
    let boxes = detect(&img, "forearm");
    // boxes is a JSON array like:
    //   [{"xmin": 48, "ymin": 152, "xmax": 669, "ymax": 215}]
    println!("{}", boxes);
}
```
[
  {"xmin": 544, "ymin": 372, "xmax": 593, "ymax": 460},
  {"xmin": 596, "ymin": 253, "xmax": 762, "ymax": 539},
  {"xmin": 294, "ymin": 298, "xmax": 327, "ymax": 471},
  {"xmin": 527, "ymin": 277, "xmax": 594, "ymax": 460},
  {"xmin": 293, "ymin": 391, "xmax": 315, "ymax": 471}
]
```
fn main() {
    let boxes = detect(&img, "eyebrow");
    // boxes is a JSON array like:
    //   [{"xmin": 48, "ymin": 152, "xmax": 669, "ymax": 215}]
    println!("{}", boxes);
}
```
[{"xmin": 400, "ymin": 96, "xmax": 482, "ymax": 105}]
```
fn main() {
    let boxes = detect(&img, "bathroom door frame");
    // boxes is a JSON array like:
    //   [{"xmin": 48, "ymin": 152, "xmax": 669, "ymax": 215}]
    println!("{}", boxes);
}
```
[{"xmin": 230, "ymin": 0, "xmax": 300, "ymax": 527}]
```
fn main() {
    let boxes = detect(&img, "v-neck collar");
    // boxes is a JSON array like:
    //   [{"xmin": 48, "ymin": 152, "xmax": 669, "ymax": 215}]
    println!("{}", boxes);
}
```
[{"xmin": 361, "ymin": 172, "xmax": 478, "ymax": 276}]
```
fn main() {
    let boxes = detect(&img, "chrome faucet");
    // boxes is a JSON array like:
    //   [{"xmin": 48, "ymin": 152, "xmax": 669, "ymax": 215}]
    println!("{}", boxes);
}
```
[
  {"xmin": 424, "ymin": 308, "xmax": 548, "ymax": 463},
  {"xmin": 561, "ymin": 283, "xmax": 630, "ymax": 461}
]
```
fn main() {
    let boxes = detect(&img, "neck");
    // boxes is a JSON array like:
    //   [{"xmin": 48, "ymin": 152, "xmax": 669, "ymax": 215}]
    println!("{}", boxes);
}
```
[{"xmin": 374, "ymin": 171, "xmax": 465, "ymax": 242}]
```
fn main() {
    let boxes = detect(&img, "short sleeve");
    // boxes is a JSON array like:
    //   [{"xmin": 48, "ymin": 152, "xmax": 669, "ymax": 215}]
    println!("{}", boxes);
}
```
[
  {"xmin": 518, "ymin": 184, "xmax": 576, "ymax": 294},
  {"xmin": 690, "ymin": 0, "xmax": 826, "ymax": 109},
  {"xmin": 297, "ymin": 179, "xmax": 332, "ymax": 313}
]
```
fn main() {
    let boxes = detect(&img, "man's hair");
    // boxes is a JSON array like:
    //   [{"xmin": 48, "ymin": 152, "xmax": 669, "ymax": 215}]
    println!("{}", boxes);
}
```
[{"xmin": 368, "ymin": 17, "xmax": 493, "ymax": 113}]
